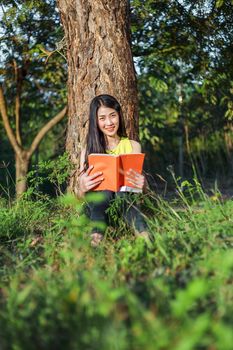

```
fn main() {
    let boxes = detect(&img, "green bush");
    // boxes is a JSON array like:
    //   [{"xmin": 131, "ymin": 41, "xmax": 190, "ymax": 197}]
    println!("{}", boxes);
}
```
[{"xmin": 0, "ymin": 185, "xmax": 232, "ymax": 350}]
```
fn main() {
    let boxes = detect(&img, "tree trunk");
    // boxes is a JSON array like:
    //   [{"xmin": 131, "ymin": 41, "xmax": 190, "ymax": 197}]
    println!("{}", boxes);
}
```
[
  {"xmin": 15, "ymin": 152, "xmax": 29, "ymax": 197},
  {"xmin": 224, "ymin": 122, "xmax": 233, "ymax": 172},
  {"xmin": 57, "ymin": 0, "xmax": 139, "ymax": 179}
]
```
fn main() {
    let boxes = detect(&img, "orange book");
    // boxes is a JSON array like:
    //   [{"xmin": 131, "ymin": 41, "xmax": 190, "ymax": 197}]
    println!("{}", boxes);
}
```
[{"xmin": 88, "ymin": 153, "xmax": 145, "ymax": 192}]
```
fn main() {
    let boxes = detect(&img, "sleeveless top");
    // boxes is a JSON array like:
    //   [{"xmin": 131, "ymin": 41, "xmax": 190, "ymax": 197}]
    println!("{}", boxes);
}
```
[{"xmin": 106, "ymin": 137, "xmax": 132, "ymax": 155}]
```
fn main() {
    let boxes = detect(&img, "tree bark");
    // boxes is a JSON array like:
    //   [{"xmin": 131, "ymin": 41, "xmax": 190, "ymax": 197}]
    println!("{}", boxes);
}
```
[
  {"xmin": 224, "ymin": 122, "xmax": 233, "ymax": 172},
  {"xmin": 15, "ymin": 152, "xmax": 30, "ymax": 196},
  {"xmin": 57, "ymin": 0, "xmax": 139, "ymax": 179}
]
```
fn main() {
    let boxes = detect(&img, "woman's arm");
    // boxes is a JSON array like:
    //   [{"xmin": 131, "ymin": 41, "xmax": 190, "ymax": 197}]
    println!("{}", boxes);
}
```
[
  {"xmin": 76, "ymin": 149, "xmax": 86, "ymax": 197},
  {"xmin": 76, "ymin": 149, "xmax": 104, "ymax": 198},
  {"xmin": 128, "ymin": 140, "xmax": 148, "ymax": 192}
]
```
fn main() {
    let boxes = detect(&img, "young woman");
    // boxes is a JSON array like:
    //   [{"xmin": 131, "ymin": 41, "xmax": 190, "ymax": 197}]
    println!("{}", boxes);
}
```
[{"xmin": 78, "ymin": 94, "xmax": 149, "ymax": 246}]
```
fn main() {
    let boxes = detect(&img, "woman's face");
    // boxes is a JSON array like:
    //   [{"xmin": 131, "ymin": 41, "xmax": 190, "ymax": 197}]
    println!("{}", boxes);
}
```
[{"xmin": 97, "ymin": 105, "xmax": 119, "ymax": 137}]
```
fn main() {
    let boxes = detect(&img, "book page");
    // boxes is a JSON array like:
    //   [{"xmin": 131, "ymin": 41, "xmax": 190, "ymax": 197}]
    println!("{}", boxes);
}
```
[{"xmin": 120, "ymin": 153, "xmax": 145, "ymax": 188}]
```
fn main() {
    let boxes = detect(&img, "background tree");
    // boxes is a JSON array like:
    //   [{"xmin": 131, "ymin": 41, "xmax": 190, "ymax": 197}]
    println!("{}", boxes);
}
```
[
  {"xmin": 57, "ymin": 0, "xmax": 139, "ymax": 190},
  {"xmin": 0, "ymin": 0, "xmax": 67, "ymax": 197},
  {"xmin": 131, "ymin": 0, "xmax": 233, "ymax": 182}
]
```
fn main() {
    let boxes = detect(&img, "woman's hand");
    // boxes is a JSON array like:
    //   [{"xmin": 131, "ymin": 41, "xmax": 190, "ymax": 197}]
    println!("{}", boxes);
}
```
[
  {"xmin": 126, "ymin": 169, "xmax": 145, "ymax": 190},
  {"xmin": 79, "ymin": 165, "xmax": 104, "ymax": 195}
]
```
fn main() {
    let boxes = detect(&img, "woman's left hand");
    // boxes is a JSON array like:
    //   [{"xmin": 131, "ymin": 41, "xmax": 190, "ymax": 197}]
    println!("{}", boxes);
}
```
[{"xmin": 126, "ymin": 169, "xmax": 145, "ymax": 190}]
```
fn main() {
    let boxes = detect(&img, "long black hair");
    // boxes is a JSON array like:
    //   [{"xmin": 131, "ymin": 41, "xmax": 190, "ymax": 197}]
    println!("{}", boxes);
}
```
[{"xmin": 84, "ymin": 94, "xmax": 127, "ymax": 169}]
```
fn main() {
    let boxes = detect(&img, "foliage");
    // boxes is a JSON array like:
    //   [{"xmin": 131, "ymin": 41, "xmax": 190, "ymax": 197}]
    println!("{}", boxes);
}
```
[
  {"xmin": 26, "ymin": 152, "xmax": 73, "ymax": 196},
  {"xmin": 0, "ymin": 0, "xmax": 66, "ymax": 138},
  {"xmin": 0, "ymin": 0, "xmax": 67, "ymax": 194},
  {"xmin": 0, "ymin": 182, "xmax": 232, "ymax": 349},
  {"xmin": 130, "ymin": 0, "xmax": 233, "ymax": 178}
]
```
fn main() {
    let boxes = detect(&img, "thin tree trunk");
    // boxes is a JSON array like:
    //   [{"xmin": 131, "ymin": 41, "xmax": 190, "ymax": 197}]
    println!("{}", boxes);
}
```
[
  {"xmin": 224, "ymin": 122, "xmax": 233, "ymax": 172},
  {"xmin": 57, "ymin": 0, "xmax": 139, "ymax": 190},
  {"xmin": 178, "ymin": 133, "xmax": 184, "ymax": 178},
  {"xmin": 15, "ymin": 152, "xmax": 29, "ymax": 197}
]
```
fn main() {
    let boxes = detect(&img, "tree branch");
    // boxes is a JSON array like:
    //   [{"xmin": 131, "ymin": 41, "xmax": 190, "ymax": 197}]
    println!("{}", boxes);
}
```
[
  {"xmin": 0, "ymin": 84, "xmax": 22, "ymax": 157},
  {"xmin": 28, "ymin": 106, "xmax": 67, "ymax": 158},
  {"xmin": 13, "ymin": 59, "xmax": 22, "ymax": 146}
]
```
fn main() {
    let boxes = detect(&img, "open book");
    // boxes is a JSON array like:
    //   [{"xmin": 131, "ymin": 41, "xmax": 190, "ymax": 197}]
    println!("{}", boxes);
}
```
[{"xmin": 88, "ymin": 153, "xmax": 145, "ymax": 192}]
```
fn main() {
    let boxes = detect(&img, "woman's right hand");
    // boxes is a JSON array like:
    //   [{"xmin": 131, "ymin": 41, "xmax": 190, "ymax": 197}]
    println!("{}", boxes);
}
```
[{"xmin": 79, "ymin": 165, "xmax": 104, "ymax": 194}]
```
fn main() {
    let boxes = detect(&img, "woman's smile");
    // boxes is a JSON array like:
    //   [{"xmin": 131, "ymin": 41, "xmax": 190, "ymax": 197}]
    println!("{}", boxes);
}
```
[{"xmin": 105, "ymin": 126, "xmax": 115, "ymax": 131}]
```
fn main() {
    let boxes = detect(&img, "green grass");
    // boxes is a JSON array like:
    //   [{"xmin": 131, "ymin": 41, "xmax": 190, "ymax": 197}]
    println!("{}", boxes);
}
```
[{"xmin": 0, "ymin": 184, "xmax": 232, "ymax": 350}]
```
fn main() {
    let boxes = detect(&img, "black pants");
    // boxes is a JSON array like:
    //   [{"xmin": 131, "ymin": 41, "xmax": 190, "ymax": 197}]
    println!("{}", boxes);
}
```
[{"xmin": 86, "ymin": 190, "xmax": 147, "ymax": 234}]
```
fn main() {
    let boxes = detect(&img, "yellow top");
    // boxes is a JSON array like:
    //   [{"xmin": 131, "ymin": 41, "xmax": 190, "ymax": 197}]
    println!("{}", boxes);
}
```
[{"xmin": 106, "ymin": 137, "xmax": 132, "ymax": 155}]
